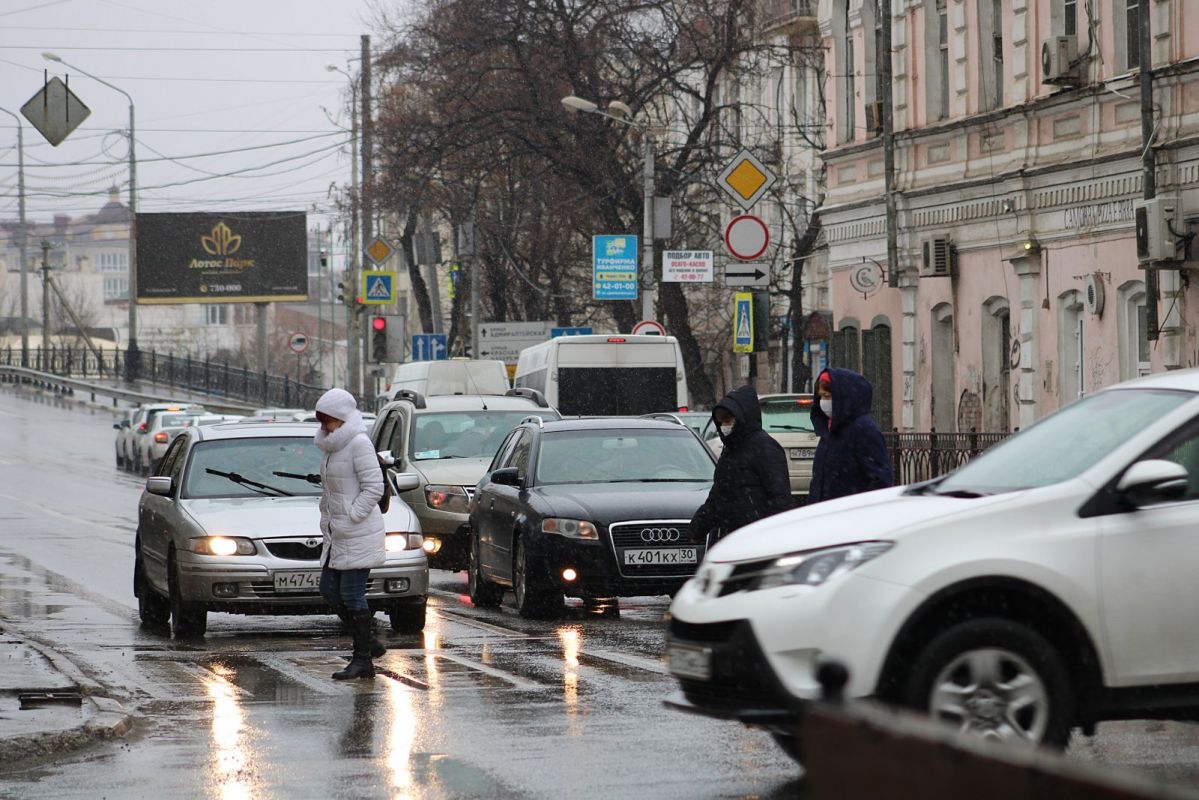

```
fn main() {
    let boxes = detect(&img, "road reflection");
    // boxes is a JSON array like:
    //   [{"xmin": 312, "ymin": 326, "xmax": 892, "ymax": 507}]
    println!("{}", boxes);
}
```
[
  {"xmin": 559, "ymin": 626, "xmax": 581, "ymax": 718},
  {"xmin": 205, "ymin": 662, "xmax": 256, "ymax": 800},
  {"xmin": 385, "ymin": 682, "xmax": 418, "ymax": 796}
]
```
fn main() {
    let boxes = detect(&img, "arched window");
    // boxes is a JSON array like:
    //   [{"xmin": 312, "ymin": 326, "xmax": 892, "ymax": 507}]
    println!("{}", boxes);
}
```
[
  {"xmin": 831, "ymin": 318, "xmax": 861, "ymax": 371},
  {"xmin": 863, "ymin": 316, "xmax": 893, "ymax": 431},
  {"xmin": 1117, "ymin": 280, "xmax": 1149, "ymax": 381},
  {"xmin": 982, "ymin": 296, "xmax": 1011, "ymax": 432},
  {"xmin": 1057, "ymin": 290, "xmax": 1085, "ymax": 406},
  {"xmin": 931, "ymin": 303, "xmax": 955, "ymax": 432}
]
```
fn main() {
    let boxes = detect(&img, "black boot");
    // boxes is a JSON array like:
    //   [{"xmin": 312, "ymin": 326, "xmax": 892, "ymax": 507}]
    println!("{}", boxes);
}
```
[
  {"xmin": 332, "ymin": 611, "xmax": 376, "ymax": 680},
  {"xmin": 336, "ymin": 605, "xmax": 384, "ymax": 657}
]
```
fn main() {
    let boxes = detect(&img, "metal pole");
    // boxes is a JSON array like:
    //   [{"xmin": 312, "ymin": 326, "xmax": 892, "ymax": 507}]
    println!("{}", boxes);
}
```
[
  {"xmin": 469, "ymin": 225, "xmax": 480, "ymax": 359},
  {"xmin": 255, "ymin": 302, "xmax": 268, "ymax": 373},
  {"xmin": 127, "ymin": 98, "xmax": 139, "ymax": 377},
  {"xmin": 0, "ymin": 108, "xmax": 29, "ymax": 367},
  {"xmin": 360, "ymin": 34, "xmax": 373, "ymax": 398},
  {"xmin": 40, "ymin": 240, "xmax": 51, "ymax": 349},
  {"xmin": 880, "ymin": 0, "xmax": 899, "ymax": 288},
  {"xmin": 347, "ymin": 82, "xmax": 360, "ymax": 395},
  {"xmin": 641, "ymin": 132, "xmax": 655, "ymax": 323},
  {"xmin": 1140, "ymin": 0, "xmax": 1159, "ymax": 341}
]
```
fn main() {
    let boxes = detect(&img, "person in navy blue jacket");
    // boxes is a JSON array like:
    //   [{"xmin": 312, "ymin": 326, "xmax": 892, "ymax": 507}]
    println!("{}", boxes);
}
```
[{"xmin": 808, "ymin": 367, "xmax": 893, "ymax": 503}]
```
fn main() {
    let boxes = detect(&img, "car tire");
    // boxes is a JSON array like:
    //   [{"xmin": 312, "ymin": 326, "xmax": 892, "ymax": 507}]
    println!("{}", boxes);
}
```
[
  {"xmin": 513, "ymin": 535, "xmax": 562, "ymax": 619},
  {"xmin": 468, "ymin": 532, "xmax": 504, "ymax": 609},
  {"xmin": 168, "ymin": 552, "xmax": 207, "ymax": 638},
  {"xmin": 134, "ymin": 548, "xmax": 170, "ymax": 629},
  {"xmin": 389, "ymin": 600, "xmax": 426, "ymax": 634},
  {"xmin": 116, "ymin": 448, "xmax": 125, "ymax": 470},
  {"xmin": 771, "ymin": 731, "xmax": 804, "ymax": 765},
  {"xmin": 900, "ymin": 618, "xmax": 1074, "ymax": 747}
]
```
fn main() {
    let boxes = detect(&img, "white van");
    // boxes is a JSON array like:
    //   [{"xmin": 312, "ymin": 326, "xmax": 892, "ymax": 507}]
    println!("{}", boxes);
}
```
[
  {"xmin": 514, "ymin": 334, "xmax": 689, "ymax": 416},
  {"xmin": 384, "ymin": 359, "xmax": 510, "ymax": 403}
]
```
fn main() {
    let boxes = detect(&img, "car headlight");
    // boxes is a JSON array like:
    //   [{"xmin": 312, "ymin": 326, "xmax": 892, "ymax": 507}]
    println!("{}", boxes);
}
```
[
  {"xmin": 188, "ymin": 536, "xmax": 255, "ymax": 556},
  {"xmin": 386, "ymin": 533, "xmax": 424, "ymax": 552},
  {"xmin": 425, "ymin": 484, "xmax": 470, "ymax": 513},
  {"xmin": 541, "ymin": 518, "xmax": 598, "ymax": 540},
  {"xmin": 755, "ymin": 541, "xmax": 893, "ymax": 590}
]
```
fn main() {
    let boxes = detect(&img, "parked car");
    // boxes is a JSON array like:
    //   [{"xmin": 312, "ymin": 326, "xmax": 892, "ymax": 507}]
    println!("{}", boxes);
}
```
[
  {"xmin": 136, "ymin": 411, "xmax": 201, "ymax": 475},
  {"xmin": 702, "ymin": 393, "xmax": 818, "ymax": 500},
  {"xmin": 251, "ymin": 407, "xmax": 306, "ymax": 421},
  {"xmin": 672, "ymin": 410, "xmax": 711, "ymax": 439},
  {"xmin": 113, "ymin": 407, "xmax": 138, "ymax": 470},
  {"xmin": 371, "ymin": 388, "xmax": 560, "ymax": 570},
  {"xmin": 666, "ymin": 369, "xmax": 1199, "ymax": 760},
  {"xmin": 468, "ymin": 416, "xmax": 716, "ymax": 618},
  {"xmin": 134, "ymin": 421, "xmax": 428, "ymax": 637},
  {"xmin": 115, "ymin": 402, "xmax": 202, "ymax": 472}
]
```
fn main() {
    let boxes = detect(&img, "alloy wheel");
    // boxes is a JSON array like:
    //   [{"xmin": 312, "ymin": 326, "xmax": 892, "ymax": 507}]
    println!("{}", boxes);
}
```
[{"xmin": 928, "ymin": 647, "xmax": 1049, "ymax": 743}]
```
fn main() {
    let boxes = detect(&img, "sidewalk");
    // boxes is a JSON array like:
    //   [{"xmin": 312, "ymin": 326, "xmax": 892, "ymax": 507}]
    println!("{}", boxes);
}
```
[{"xmin": 0, "ymin": 627, "xmax": 132, "ymax": 769}]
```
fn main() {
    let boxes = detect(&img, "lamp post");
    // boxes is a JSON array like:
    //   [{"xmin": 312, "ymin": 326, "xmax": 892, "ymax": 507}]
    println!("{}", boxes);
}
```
[
  {"xmin": 43, "ymin": 52, "xmax": 139, "ymax": 379},
  {"xmin": 0, "ymin": 106, "xmax": 29, "ymax": 366},
  {"xmin": 326, "ymin": 63, "xmax": 363, "ymax": 395},
  {"xmin": 561, "ymin": 95, "xmax": 655, "ymax": 323}
]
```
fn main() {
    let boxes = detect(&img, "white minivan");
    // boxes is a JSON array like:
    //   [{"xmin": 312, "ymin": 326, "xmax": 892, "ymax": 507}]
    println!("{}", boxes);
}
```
[{"xmin": 380, "ymin": 359, "xmax": 509, "ymax": 408}]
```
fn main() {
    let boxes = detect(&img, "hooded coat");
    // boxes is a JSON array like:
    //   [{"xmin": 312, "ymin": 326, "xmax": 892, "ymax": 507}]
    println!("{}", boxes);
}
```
[
  {"xmin": 314, "ymin": 388, "xmax": 386, "ymax": 570},
  {"xmin": 808, "ymin": 368, "xmax": 892, "ymax": 504},
  {"xmin": 690, "ymin": 385, "xmax": 793, "ymax": 541}
]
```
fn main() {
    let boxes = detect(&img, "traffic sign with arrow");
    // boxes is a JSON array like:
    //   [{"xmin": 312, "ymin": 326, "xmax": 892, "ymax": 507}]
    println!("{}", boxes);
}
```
[{"xmin": 724, "ymin": 263, "xmax": 769, "ymax": 288}]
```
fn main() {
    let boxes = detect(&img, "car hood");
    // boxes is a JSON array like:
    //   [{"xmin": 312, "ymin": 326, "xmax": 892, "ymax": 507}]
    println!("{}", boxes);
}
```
[
  {"xmin": 706, "ymin": 486, "xmax": 1027, "ymax": 563},
  {"xmin": 534, "ymin": 482, "xmax": 712, "ymax": 526},
  {"xmin": 182, "ymin": 496, "xmax": 322, "ymax": 536},
  {"xmin": 411, "ymin": 457, "xmax": 491, "ymax": 486}
]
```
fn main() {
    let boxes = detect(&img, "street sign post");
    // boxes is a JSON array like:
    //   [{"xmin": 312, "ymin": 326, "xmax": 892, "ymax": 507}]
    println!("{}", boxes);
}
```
[
  {"xmin": 478, "ymin": 321, "xmax": 549, "ymax": 363},
  {"xmin": 365, "ymin": 237, "xmax": 395, "ymax": 266},
  {"xmin": 717, "ymin": 148, "xmax": 777, "ymax": 211},
  {"xmin": 592, "ymin": 235, "xmax": 639, "ymax": 300},
  {"xmin": 733, "ymin": 292, "xmax": 754, "ymax": 353},
  {"xmin": 662, "ymin": 251, "xmax": 714, "ymax": 283},
  {"xmin": 287, "ymin": 332, "xmax": 309, "ymax": 354},
  {"xmin": 361, "ymin": 271, "xmax": 396, "ymax": 305},
  {"xmin": 724, "ymin": 263, "xmax": 770, "ymax": 288},
  {"xmin": 411, "ymin": 333, "xmax": 448, "ymax": 362},
  {"xmin": 20, "ymin": 77, "xmax": 90, "ymax": 147},
  {"xmin": 724, "ymin": 215, "xmax": 770, "ymax": 261}
]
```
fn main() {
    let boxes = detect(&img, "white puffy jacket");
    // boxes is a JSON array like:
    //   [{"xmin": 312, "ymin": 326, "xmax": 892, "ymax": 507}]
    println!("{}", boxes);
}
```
[{"xmin": 316, "ymin": 404, "xmax": 385, "ymax": 570}]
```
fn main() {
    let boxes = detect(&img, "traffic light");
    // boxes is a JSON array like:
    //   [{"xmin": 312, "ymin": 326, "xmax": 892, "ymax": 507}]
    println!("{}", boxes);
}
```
[
  {"xmin": 337, "ymin": 276, "xmax": 355, "ymax": 307},
  {"xmin": 370, "ymin": 316, "xmax": 388, "ymax": 363}
]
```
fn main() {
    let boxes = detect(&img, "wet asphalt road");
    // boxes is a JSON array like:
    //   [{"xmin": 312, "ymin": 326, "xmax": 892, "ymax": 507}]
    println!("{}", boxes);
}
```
[{"xmin": 4, "ymin": 386, "xmax": 1199, "ymax": 798}]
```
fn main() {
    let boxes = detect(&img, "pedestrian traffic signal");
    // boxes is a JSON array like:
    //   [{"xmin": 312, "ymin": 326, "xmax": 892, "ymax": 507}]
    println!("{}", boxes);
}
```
[
  {"xmin": 370, "ymin": 316, "xmax": 388, "ymax": 362},
  {"xmin": 337, "ymin": 276, "xmax": 356, "ymax": 307}
]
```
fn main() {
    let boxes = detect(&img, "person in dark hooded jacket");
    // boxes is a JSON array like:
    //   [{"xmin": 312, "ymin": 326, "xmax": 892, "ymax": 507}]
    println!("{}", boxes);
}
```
[
  {"xmin": 690, "ymin": 385, "xmax": 793, "ymax": 544},
  {"xmin": 808, "ymin": 367, "xmax": 892, "ymax": 503}
]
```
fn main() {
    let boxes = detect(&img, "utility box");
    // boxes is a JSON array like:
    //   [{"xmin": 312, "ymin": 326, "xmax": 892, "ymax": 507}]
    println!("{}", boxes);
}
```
[{"xmin": 1135, "ymin": 198, "xmax": 1178, "ymax": 264}]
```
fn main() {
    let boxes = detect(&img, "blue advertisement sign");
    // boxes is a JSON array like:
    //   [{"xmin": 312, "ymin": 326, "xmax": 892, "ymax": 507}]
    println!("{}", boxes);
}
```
[
  {"xmin": 551, "ymin": 326, "xmax": 593, "ymax": 338},
  {"xmin": 411, "ymin": 333, "xmax": 448, "ymax": 362},
  {"xmin": 593, "ymin": 235, "xmax": 639, "ymax": 300}
]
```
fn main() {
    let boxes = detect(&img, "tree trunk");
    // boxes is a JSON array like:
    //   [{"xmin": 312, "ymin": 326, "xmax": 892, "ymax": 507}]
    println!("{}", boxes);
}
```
[
  {"xmin": 660, "ymin": 281, "xmax": 716, "ymax": 408},
  {"xmin": 788, "ymin": 211, "xmax": 822, "ymax": 393},
  {"xmin": 399, "ymin": 208, "xmax": 433, "ymax": 334}
]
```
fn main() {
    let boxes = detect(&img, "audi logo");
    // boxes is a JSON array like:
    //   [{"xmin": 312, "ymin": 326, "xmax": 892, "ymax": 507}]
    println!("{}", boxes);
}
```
[{"xmin": 640, "ymin": 527, "xmax": 681, "ymax": 543}]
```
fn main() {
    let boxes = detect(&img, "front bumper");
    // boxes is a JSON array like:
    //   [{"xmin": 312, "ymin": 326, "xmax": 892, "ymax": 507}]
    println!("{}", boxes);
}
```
[{"xmin": 530, "ymin": 533, "xmax": 704, "ymax": 598}]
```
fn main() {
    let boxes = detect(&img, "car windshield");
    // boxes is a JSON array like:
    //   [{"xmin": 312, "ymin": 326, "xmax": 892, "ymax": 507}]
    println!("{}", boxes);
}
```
[
  {"xmin": 761, "ymin": 398, "xmax": 816, "ymax": 433},
  {"xmin": 536, "ymin": 429, "xmax": 715, "ymax": 485},
  {"xmin": 937, "ymin": 388, "xmax": 1193, "ymax": 494},
  {"xmin": 412, "ymin": 411, "xmax": 543, "ymax": 460},
  {"xmin": 159, "ymin": 414, "xmax": 194, "ymax": 428},
  {"xmin": 183, "ymin": 437, "xmax": 322, "ymax": 498}
]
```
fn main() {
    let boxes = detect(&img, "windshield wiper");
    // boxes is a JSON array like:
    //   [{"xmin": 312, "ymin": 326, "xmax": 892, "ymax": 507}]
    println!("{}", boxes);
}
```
[
  {"xmin": 931, "ymin": 487, "xmax": 991, "ymax": 498},
  {"xmin": 273, "ymin": 471, "xmax": 322, "ymax": 486},
  {"xmin": 604, "ymin": 478, "xmax": 704, "ymax": 483},
  {"xmin": 206, "ymin": 468, "xmax": 293, "ymax": 497}
]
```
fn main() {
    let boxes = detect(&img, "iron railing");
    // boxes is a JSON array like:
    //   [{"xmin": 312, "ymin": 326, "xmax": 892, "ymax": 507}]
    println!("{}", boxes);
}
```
[
  {"xmin": 1, "ymin": 347, "xmax": 327, "ymax": 410},
  {"xmin": 883, "ymin": 429, "xmax": 1009, "ymax": 485}
]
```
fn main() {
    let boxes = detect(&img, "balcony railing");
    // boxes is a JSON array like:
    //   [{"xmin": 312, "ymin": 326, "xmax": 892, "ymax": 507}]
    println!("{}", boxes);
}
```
[
  {"xmin": 884, "ymin": 430, "xmax": 1009, "ymax": 485},
  {"xmin": 759, "ymin": 0, "xmax": 817, "ymax": 30}
]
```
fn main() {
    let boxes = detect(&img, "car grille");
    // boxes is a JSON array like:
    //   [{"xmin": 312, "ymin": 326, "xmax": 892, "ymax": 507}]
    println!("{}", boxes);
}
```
[
  {"xmin": 669, "ymin": 618, "xmax": 739, "ymax": 643},
  {"xmin": 717, "ymin": 557, "xmax": 780, "ymax": 596},
  {"xmin": 247, "ymin": 578, "xmax": 383, "ymax": 599},
  {"xmin": 608, "ymin": 521, "xmax": 703, "ymax": 578},
  {"xmin": 264, "ymin": 540, "xmax": 325, "ymax": 561}
]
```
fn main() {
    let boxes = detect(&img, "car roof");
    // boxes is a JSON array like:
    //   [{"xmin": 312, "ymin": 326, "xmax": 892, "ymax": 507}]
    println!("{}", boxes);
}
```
[
  {"xmin": 193, "ymin": 421, "xmax": 318, "ymax": 441},
  {"xmin": 379, "ymin": 395, "xmax": 552, "ymax": 413},
  {"xmin": 536, "ymin": 417, "xmax": 694, "ymax": 433},
  {"xmin": 1108, "ymin": 368, "xmax": 1199, "ymax": 393}
]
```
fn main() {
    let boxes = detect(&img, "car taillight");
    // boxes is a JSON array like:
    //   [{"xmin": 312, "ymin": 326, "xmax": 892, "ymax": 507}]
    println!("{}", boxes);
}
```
[
  {"xmin": 154, "ymin": 432, "xmax": 169, "ymax": 443},
  {"xmin": 607, "ymin": 337, "xmax": 626, "ymax": 343},
  {"xmin": 678, "ymin": 406, "xmax": 689, "ymax": 412},
  {"xmin": 137, "ymin": 423, "xmax": 147, "ymax": 433}
]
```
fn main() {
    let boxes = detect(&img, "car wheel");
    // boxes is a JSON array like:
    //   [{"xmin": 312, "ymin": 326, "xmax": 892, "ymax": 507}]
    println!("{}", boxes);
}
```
[
  {"xmin": 388, "ymin": 600, "xmax": 426, "ymax": 634},
  {"xmin": 513, "ymin": 535, "xmax": 562, "ymax": 619},
  {"xmin": 468, "ymin": 532, "xmax": 504, "ymax": 609},
  {"xmin": 771, "ymin": 731, "xmax": 803, "ymax": 765},
  {"xmin": 134, "ymin": 548, "xmax": 170, "ymax": 628},
  {"xmin": 168, "ymin": 552, "xmax": 207, "ymax": 638},
  {"xmin": 901, "ymin": 618, "xmax": 1073, "ymax": 747},
  {"xmin": 116, "ymin": 448, "xmax": 125, "ymax": 470}
]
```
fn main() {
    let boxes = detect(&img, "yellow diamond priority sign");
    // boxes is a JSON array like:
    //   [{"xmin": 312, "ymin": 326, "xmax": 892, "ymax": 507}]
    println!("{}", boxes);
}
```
[
  {"xmin": 366, "ymin": 237, "xmax": 395, "ymax": 266},
  {"xmin": 718, "ymin": 148, "xmax": 777, "ymax": 211}
]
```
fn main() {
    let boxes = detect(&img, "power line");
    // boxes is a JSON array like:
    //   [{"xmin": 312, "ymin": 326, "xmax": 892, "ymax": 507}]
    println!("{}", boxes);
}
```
[
  {"xmin": 4, "ymin": 45, "xmax": 356, "ymax": 53},
  {"xmin": 0, "ymin": 131, "xmax": 345, "ymax": 169},
  {"xmin": 0, "ymin": 25, "xmax": 360, "ymax": 37}
]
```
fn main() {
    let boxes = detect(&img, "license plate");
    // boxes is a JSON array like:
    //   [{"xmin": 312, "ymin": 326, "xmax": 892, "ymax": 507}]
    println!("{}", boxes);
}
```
[
  {"xmin": 790, "ymin": 447, "xmax": 815, "ymax": 460},
  {"xmin": 273, "ymin": 571, "xmax": 320, "ymax": 592},
  {"xmin": 667, "ymin": 641, "xmax": 712, "ymax": 680},
  {"xmin": 622, "ymin": 548, "xmax": 697, "ymax": 566}
]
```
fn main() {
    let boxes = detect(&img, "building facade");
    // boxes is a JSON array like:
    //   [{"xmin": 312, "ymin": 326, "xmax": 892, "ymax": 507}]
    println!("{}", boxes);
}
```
[{"xmin": 819, "ymin": 0, "xmax": 1199, "ymax": 432}]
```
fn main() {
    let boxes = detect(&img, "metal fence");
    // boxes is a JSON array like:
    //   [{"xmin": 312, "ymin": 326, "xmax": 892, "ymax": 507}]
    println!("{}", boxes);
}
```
[
  {"xmin": 883, "ymin": 430, "xmax": 1009, "ymax": 484},
  {"xmin": 0, "ymin": 347, "xmax": 327, "ymax": 410}
]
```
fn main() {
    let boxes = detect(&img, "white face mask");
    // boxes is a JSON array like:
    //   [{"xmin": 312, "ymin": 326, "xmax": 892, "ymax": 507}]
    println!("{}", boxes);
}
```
[
  {"xmin": 819, "ymin": 398, "xmax": 833, "ymax": 417},
  {"xmin": 719, "ymin": 422, "xmax": 735, "ymax": 437}
]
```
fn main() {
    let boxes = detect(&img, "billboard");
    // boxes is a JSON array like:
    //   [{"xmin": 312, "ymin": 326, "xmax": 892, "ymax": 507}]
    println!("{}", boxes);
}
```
[{"xmin": 135, "ymin": 212, "xmax": 308, "ymax": 304}]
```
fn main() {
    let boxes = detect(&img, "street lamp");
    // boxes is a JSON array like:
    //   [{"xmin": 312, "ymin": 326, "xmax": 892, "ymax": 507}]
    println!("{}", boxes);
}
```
[
  {"xmin": 561, "ymin": 94, "xmax": 655, "ymax": 324},
  {"xmin": 43, "ymin": 52, "xmax": 140, "ymax": 379},
  {"xmin": 0, "ymin": 106, "xmax": 29, "ymax": 366},
  {"xmin": 326, "ymin": 63, "xmax": 363, "ymax": 393}
]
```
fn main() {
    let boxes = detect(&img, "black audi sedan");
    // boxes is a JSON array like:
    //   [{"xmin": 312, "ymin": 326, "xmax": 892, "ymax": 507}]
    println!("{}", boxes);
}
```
[{"xmin": 467, "ymin": 416, "xmax": 716, "ymax": 618}]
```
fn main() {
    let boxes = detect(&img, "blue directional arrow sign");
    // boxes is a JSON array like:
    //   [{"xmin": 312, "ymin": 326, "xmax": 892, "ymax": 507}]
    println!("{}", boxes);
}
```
[
  {"xmin": 411, "ymin": 333, "xmax": 449, "ymax": 362},
  {"xmin": 551, "ymin": 326, "xmax": 593, "ymax": 338}
]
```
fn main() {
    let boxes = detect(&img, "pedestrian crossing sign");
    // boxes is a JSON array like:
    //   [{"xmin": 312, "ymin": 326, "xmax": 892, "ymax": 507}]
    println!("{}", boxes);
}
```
[
  {"xmin": 361, "ymin": 271, "xmax": 397, "ymax": 305},
  {"xmin": 733, "ymin": 292, "xmax": 753, "ymax": 353}
]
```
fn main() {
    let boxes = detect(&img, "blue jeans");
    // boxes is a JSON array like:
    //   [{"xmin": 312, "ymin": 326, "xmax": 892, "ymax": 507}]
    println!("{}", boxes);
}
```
[{"xmin": 320, "ymin": 565, "xmax": 370, "ymax": 613}]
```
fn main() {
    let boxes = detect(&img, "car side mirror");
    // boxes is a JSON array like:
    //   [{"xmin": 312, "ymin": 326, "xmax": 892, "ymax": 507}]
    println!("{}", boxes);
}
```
[
  {"xmin": 491, "ymin": 467, "xmax": 522, "ymax": 488},
  {"xmin": 146, "ymin": 476, "xmax": 173, "ymax": 496},
  {"xmin": 377, "ymin": 450, "xmax": 397, "ymax": 467},
  {"xmin": 391, "ymin": 472, "xmax": 420, "ymax": 492},
  {"xmin": 1117, "ymin": 459, "xmax": 1189, "ymax": 506},
  {"xmin": 113, "ymin": 422, "xmax": 121, "ymax": 430}
]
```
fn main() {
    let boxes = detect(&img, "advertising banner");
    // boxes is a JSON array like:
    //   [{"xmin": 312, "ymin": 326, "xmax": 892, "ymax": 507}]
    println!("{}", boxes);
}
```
[
  {"xmin": 593, "ymin": 234, "xmax": 638, "ymax": 300},
  {"xmin": 136, "ymin": 212, "xmax": 308, "ymax": 304},
  {"xmin": 662, "ymin": 250, "xmax": 714, "ymax": 282}
]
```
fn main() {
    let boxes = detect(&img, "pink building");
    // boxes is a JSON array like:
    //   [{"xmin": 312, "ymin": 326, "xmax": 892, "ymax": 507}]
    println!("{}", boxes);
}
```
[{"xmin": 818, "ymin": 0, "xmax": 1199, "ymax": 432}]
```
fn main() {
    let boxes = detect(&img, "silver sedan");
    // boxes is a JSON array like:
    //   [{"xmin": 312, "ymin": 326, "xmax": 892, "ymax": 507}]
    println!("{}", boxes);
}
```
[{"xmin": 134, "ymin": 421, "xmax": 428, "ymax": 638}]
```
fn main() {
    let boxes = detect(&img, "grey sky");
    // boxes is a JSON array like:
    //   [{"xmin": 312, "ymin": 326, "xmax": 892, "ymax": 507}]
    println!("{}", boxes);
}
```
[{"xmin": 0, "ymin": 0, "xmax": 382, "ymax": 251}]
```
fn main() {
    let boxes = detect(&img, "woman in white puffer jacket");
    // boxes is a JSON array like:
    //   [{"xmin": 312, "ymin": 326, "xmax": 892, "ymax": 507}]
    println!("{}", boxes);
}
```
[{"xmin": 314, "ymin": 387, "xmax": 385, "ymax": 680}]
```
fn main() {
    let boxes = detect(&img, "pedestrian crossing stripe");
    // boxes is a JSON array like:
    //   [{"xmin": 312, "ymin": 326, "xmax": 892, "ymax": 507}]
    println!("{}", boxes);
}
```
[{"xmin": 361, "ymin": 271, "xmax": 397, "ymax": 305}]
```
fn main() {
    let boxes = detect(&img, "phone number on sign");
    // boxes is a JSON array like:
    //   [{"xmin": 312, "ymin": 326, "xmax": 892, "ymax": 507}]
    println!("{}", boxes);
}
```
[{"xmin": 205, "ymin": 283, "xmax": 242, "ymax": 293}]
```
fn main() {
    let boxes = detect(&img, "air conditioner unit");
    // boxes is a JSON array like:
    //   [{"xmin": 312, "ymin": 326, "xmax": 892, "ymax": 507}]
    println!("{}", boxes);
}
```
[
  {"xmin": 920, "ymin": 236, "xmax": 955, "ymax": 278},
  {"xmin": 865, "ymin": 101, "xmax": 884, "ymax": 135},
  {"xmin": 1084, "ymin": 273, "xmax": 1105, "ymax": 316},
  {"xmin": 1135, "ymin": 198, "xmax": 1179, "ymax": 263},
  {"xmin": 1042, "ymin": 36, "xmax": 1081, "ymax": 85}
]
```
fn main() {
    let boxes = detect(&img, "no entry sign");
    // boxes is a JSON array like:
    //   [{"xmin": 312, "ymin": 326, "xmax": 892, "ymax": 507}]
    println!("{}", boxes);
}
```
[
  {"xmin": 288, "ymin": 332, "xmax": 309, "ymax": 354},
  {"xmin": 724, "ymin": 215, "xmax": 769, "ymax": 261}
]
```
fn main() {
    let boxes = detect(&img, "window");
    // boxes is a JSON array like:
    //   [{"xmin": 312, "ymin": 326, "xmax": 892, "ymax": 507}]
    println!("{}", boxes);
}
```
[
  {"xmin": 1057, "ymin": 291, "xmax": 1084, "ymax": 407},
  {"xmin": 204, "ymin": 305, "xmax": 228, "ymax": 325},
  {"xmin": 1063, "ymin": 0, "xmax": 1077, "ymax": 36},
  {"xmin": 1118, "ymin": 281, "xmax": 1150, "ymax": 380},
  {"xmin": 510, "ymin": 431, "xmax": 533, "ymax": 480},
  {"xmin": 931, "ymin": 303, "xmax": 955, "ymax": 432},
  {"xmin": 103, "ymin": 276, "xmax": 128, "ymax": 301},
  {"xmin": 1126, "ymin": 0, "xmax": 1141, "ymax": 71},
  {"xmin": 938, "ymin": 0, "xmax": 949, "ymax": 119},
  {"xmin": 991, "ymin": 0, "xmax": 1003, "ymax": 109},
  {"xmin": 96, "ymin": 251, "xmax": 127, "ymax": 273},
  {"xmin": 846, "ymin": 20, "xmax": 857, "ymax": 139}
]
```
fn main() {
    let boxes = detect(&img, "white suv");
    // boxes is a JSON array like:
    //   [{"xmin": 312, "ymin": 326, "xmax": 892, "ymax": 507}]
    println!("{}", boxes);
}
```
[{"xmin": 667, "ymin": 369, "xmax": 1199, "ymax": 759}]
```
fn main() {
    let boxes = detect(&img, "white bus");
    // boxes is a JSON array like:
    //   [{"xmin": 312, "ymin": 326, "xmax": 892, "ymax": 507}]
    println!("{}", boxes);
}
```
[{"xmin": 514, "ymin": 334, "xmax": 690, "ymax": 416}]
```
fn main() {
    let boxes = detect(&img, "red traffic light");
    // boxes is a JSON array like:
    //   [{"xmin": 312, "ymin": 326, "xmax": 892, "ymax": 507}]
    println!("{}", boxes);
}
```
[{"xmin": 371, "ymin": 316, "xmax": 387, "ymax": 331}]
